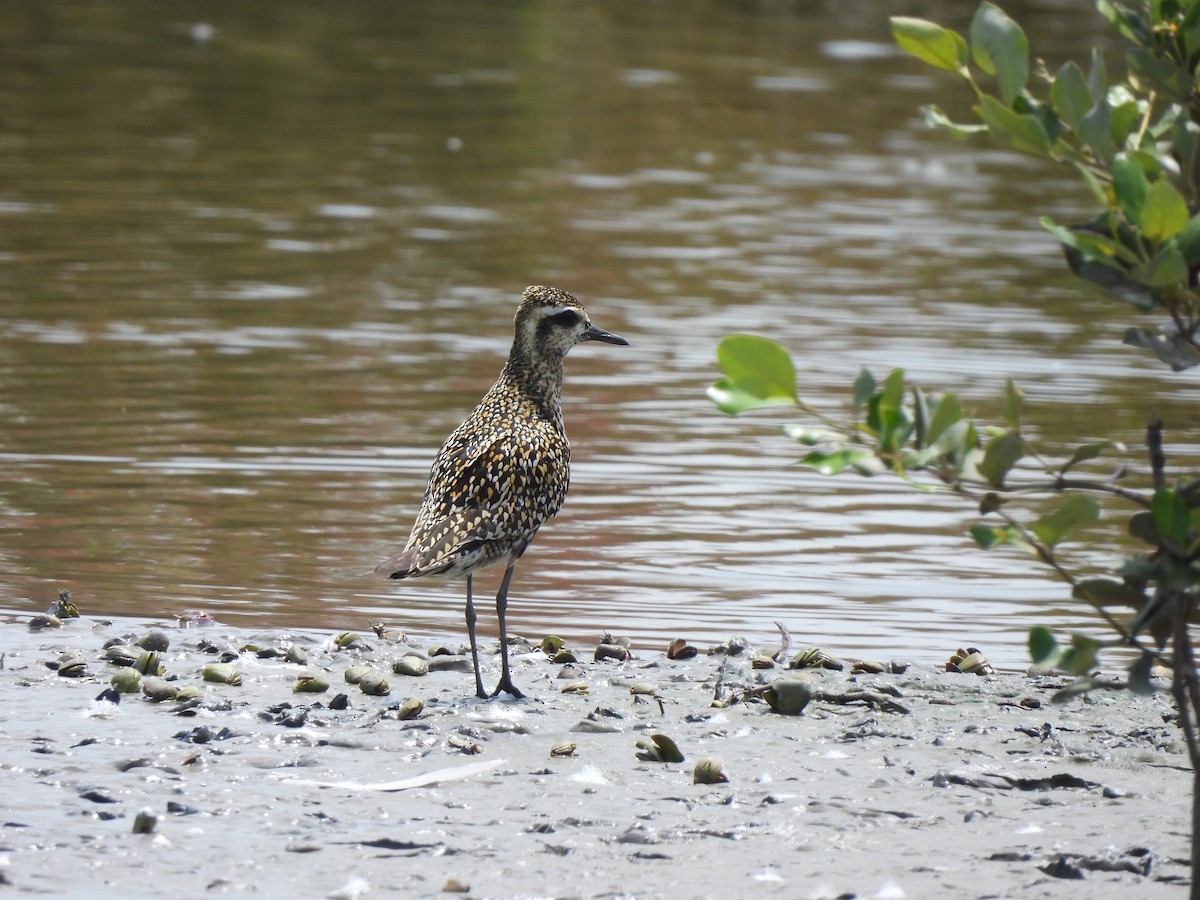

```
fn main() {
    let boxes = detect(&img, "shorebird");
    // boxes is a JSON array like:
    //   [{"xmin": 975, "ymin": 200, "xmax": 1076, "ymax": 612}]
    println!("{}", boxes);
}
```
[{"xmin": 375, "ymin": 285, "xmax": 628, "ymax": 698}]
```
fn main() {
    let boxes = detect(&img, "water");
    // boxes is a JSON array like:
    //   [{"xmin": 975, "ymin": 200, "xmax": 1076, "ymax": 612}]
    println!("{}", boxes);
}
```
[{"xmin": 2, "ymin": 1, "xmax": 1195, "ymax": 666}]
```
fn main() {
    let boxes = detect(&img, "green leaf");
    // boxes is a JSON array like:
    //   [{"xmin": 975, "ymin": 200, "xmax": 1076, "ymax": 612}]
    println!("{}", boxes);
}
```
[
  {"xmin": 802, "ymin": 448, "xmax": 885, "ymax": 477},
  {"xmin": 977, "ymin": 95, "xmax": 1052, "ymax": 155},
  {"xmin": 1133, "ymin": 244, "xmax": 1188, "ymax": 287},
  {"xmin": 891, "ymin": 17, "xmax": 970, "ymax": 75},
  {"xmin": 1032, "ymin": 495, "xmax": 1100, "ymax": 546},
  {"xmin": 970, "ymin": 2, "xmax": 1029, "ymax": 106},
  {"xmin": 1112, "ymin": 153, "xmax": 1150, "ymax": 224},
  {"xmin": 1178, "ymin": 212, "xmax": 1200, "ymax": 265},
  {"xmin": 781, "ymin": 424, "xmax": 847, "ymax": 446},
  {"xmin": 1050, "ymin": 61, "xmax": 1093, "ymax": 130},
  {"xmin": 924, "ymin": 393, "xmax": 965, "ymax": 447},
  {"xmin": 970, "ymin": 522, "xmax": 1028, "ymax": 551},
  {"xmin": 1028, "ymin": 625, "xmax": 1060, "ymax": 665},
  {"xmin": 852, "ymin": 368, "xmax": 875, "ymax": 414},
  {"xmin": 1151, "ymin": 487, "xmax": 1190, "ymax": 545},
  {"xmin": 1060, "ymin": 440, "xmax": 1123, "ymax": 475},
  {"xmin": 1079, "ymin": 101, "xmax": 1119, "ymax": 165},
  {"xmin": 920, "ymin": 105, "xmax": 988, "ymax": 138},
  {"xmin": 1039, "ymin": 217, "xmax": 1140, "ymax": 267},
  {"xmin": 1002, "ymin": 379, "xmax": 1023, "ymax": 430},
  {"xmin": 1059, "ymin": 634, "xmax": 1101, "ymax": 674},
  {"xmin": 1141, "ymin": 179, "xmax": 1190, "ymax": 242},
  {"xmin": 708, "ymin": 334, "xmax": 798, "ymax": 415},
  {"xmin": 977, "ymin": 430, "xmax": 1024, "ymax": 488}
]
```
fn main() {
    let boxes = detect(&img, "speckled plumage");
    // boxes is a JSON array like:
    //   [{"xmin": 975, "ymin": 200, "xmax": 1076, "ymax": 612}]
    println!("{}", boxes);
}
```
[{"xmin": 376, "ymin": 285, "xmax": 628, "ymax": 698}]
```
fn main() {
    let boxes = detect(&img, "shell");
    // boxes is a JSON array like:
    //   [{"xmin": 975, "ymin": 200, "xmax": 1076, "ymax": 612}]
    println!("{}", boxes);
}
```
[
  {"xmin": 550, "ymin": 741, "xmax": 577, "ymax": 757},
  {"xmin": 110, "ymin": 669, "xmax": 142, "ymax": 694},
  {"xmin": 55, "ymin": 651, "xmax": 88, "ymax": 678},
  {"xmin": 396, "ymin": 697, "xmax": 424, "ymax": 720},
  {"xmin": 284, "ymin": 644, "xmax": 309, "ymax": 665},
  {"xmin": 764, "ymin": 678, "xmax": 813, "ymax": 715},
  {"xmin": 693, "ymin": 758, "xmax": 730, "ymax": 784},
  {"xmin": 141, "ymin": 677, "xmax": 180, "ymax": 702},
  {"xmin": 134, "ymin": 651, "xmax": 164, "ymax": 676},
  {"xmin": 392, "ymin": 655, "xmax": 429, "ymax": 677},
  {"xmin": 357, "ymin": 670, "xmax": 390, "ymax": 696},
  {"xmin": 293, "ymin": 673, "xmax": 329, "ymax": 693},
  {"xmin": 136, "ymin": 631, "xmax": 170, "ymax": 652},
  {"xmin": 201, "ymin": 663, "xmax": 242, "ymax": 686},
  {"xmin": 635, "ymin": 733, "xmax": 685, "ymax": 764}
]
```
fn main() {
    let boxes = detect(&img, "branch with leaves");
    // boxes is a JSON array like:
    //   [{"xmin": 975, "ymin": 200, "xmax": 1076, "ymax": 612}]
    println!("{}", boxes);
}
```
[
  {"xmin": 892, "ymin": 1, "xmax": 1200, "ymax": 370},
  {"xmin": 710, "ymin": 333, "xmax": 1200, "ymax": 695}
]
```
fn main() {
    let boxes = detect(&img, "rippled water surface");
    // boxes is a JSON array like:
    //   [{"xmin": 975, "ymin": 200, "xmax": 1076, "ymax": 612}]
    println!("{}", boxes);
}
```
[{"xmin": 2, "ymin": 1, "xmax": 1197, "ymax": 666}]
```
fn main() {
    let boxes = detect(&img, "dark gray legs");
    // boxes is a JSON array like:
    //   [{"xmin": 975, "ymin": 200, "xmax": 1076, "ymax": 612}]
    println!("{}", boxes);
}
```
[
  {"xmin": 491, "ymin": 563, "xmax": 524, "ymax": 699},
  {"xmin": 464, "ymin": 574, "xmax": 487, "ymax": 699},
  {"xmin": 464, "ymin": 566, "xmax": 525, "ymax": 700}
]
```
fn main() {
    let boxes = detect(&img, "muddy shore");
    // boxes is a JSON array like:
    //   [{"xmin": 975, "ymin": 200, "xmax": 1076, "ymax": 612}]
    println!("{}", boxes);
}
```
[{"xmin": 0, "ymin": 612, "xmax": 1191, "ymax": 898}]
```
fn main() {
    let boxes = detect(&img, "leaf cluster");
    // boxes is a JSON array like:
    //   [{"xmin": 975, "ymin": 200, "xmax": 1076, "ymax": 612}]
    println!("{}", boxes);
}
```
[
  {"xmin": 709, "ymin": 334, "xmax": 1200, "ymax": 695},
  {"xmin": 893, "ymin": 1, "xmax": 1200, "ymax": 369}
]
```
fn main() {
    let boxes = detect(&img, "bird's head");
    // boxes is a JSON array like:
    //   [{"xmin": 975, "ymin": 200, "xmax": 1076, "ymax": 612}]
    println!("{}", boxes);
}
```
[{"xmin": 513, "ymin": 285, "xmax": 628, "ymax": 364}]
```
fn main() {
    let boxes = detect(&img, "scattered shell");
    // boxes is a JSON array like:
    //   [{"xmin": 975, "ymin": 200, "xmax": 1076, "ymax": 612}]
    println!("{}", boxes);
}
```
[
  {"xmin": 602, "ymin": 633, "xmax": 633, "ymax": 649},
  {"xmin": 110, "ymin": 669, "xmax": 142, "ymax": 694},
  {"xmin": 131, "ymin": 808, "xmax": 158, "ymax": 835},
  {"xmin": 635, "ymin": 733, "xmax": 685, "ymax": 763},
  {"xmin": 201, "ymin": 663, "xmax": 242, "ymax": 686},
  {"xmin": 550, "ymin": 741, "xmax": 577, "ymax": 758},
  {"xmin": 427, "ymin": 655, "xmax": 473, "ymax": 673},
  {"xmin": 764, "ymin": 678, "xmax": 813, "ymax": 715},
  {"xmin": 693, "ymin": 757, "xmax": 730, "ymax": 784},
  {"xmin": 136, "ymin": 631, "xmax": 170, "ymax": 652},
  {"xmin": 751, "ymin": 655, "xmax": 776, "ymax": 669},
  {"xmin": 50, "ymin": 590, "xmax": 80, "ymax": 618},
  {"xmin": 442, "ymin": 878, "xmax": 470, "ymax": 894},
  {"xmin": 595, "ymin": 643, "xmax": 631, "ymax": 662},
  {"xmin": 851, "ymin": 660, "xmax": 885, "ymax": 674},
  {"xmin": 560, "ymin": 681, "xmax": 589, "ymax": 694},
  {"xmin": 791, "ymin": 647, "xmax": 843, "ymax": 670},
  {"xmin": 447, "ymin": 734, "xmax": 482, "ymax": 755},
  {"xmin": 104, "ymin": 644, "xmax": 141, "ymax": 667},
  {"xmin": 141, "ymin": 677, "xmax": 180, "ymax": 702},
  {"xmin": 709, "ymin": 636, "xmax": 750, "ymax": 657},
  {"xmin": 392, "ymin": 655, "xmax": 429, "ymax": 677},
  {"xmin": 357, "ymin": 670, "xmax": 390, "ymax": 696},
  {"xmin": 55, "ymin": 651, "xmax": 88, "ymax": 678},
  {"xmin": 540, "ymin": 635, "xmax": 565, "ymax": 654},
  {"xmin": 427, "ymin": 644, "xmax": 454, "ymax": 657},
  {"xmin": 28, "ymin": 614, "xmax": 62, "ymax": 631},
  {"xmin": 134, "ymin": 651, "xmax": 164, "ymax": 676},
  {"xmin": 174, "ymin": 685, "xmax": 204, "ymax": 701},
  {"xmin": 293, "ymin": 673, "xmax": 329, "ymax": 693},
  {"xmin": 328, "ymin": 692, "xmax": 350, "ymax": 711},
  {"xmin": 334, "ymin": 631, "xmax": 361, "ymax": 650},
  {"xmin": 946, "ymin": 647, "xmax": 994, "ymax": 676},
  {"xmin": 396, "ymin": 697, "xmax": 424, "ymax": 720},
  {"xmin": 370, "ymin": 622, "xmax": 405, "ymax": 641},
  {"xmin": 284, "ymin": 644, "xmax": 308, "ymax": 665},
  {"xmin": 551, "ymin": 649, "xmax": 577, "ymax": 663},
  {"xmin": 343, "ymin": 665, "xmax": 372, "ymax": 685},
  {"xmin": 666, "ymin": 638, "xmax": 698, "ymax": 660}
]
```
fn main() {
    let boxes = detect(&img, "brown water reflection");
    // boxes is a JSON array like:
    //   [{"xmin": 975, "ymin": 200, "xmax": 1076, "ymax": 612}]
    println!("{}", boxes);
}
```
[{"xmin": 1, "ymin": 1, "xmax": 1196, "ymax": 665}]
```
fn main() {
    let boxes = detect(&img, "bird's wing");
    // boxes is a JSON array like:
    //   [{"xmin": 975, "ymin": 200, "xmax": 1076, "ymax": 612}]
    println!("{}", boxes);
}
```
[{"xmin": 387, "ymin": 424, "xmax": 569, "ymax": 576}]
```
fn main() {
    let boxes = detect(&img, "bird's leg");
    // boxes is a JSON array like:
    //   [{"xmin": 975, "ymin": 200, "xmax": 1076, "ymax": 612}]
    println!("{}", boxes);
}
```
[
  {"xmin": 490, "ymin": 563, "xmax": 525, "ymax": 699},
  {"xmin": 464, "ymin": 574, "xmax": 487, "ymax": 699}
]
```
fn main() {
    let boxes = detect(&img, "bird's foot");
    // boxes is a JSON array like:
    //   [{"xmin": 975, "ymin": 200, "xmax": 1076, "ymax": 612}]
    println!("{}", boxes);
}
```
[{"xmin": 491, "ymin": 678, "xmax": 525, "ymax": 700}]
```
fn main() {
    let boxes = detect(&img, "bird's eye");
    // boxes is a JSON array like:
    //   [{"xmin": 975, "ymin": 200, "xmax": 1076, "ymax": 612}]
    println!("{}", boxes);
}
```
[{"xmin": 551, "ymin": 310, "xmax": 581, "ymax": 327}]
